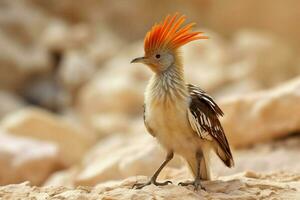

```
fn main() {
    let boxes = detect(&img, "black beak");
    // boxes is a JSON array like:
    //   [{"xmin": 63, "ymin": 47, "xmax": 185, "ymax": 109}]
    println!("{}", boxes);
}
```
[{"xmin": 131, "ymin": 56, "xmax": 145, "ymax": 64}]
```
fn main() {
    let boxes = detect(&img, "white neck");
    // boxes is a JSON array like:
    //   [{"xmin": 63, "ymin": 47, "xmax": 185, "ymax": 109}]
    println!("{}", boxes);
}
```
[{"xmin": 146, "ymin": 63, "xmax": 188, "ymax": 104}]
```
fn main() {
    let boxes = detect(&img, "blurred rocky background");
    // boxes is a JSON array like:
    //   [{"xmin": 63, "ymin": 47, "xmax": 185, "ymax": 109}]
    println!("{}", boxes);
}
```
[{"xmin": 0, "ymin": 0, "xmax": 300, "ymax": 199}]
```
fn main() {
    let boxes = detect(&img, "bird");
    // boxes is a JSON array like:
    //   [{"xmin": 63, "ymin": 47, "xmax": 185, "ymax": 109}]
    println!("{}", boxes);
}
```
[{"xmin": 131, "ymin": 13, "xmax": 234, "ymax": 190}]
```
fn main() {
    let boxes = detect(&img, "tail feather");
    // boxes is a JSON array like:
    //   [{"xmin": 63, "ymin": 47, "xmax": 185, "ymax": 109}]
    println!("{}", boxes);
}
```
[{"xmin": 216, "ymin": 145, "xmax": 234, "ymax": 168}]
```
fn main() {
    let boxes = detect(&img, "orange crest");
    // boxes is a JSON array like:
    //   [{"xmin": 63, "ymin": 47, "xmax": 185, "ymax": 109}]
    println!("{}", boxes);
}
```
[{"xmin": 144, "ymin": 13, "xmax": 208, "ymax": 54}]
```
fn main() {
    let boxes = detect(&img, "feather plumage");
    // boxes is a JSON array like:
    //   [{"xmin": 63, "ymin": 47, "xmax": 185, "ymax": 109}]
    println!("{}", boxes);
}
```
[
  {"xmin": 187, "ymin": 84, "xmax": 234, "ymax": 167},
  {"xmin": 132, "ymin": 13, "xmax": 234, "ymax": 189},
  {"xmin": 144, "ymin": 13, "xmax": 208, "ymax": 54}
]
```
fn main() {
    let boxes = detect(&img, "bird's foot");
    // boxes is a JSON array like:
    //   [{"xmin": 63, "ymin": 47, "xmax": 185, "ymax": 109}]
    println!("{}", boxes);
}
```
[
  {"xmin": 178, "ymin": 179, "xmax": 205, "ymax": 191},
  {"xmin": 132, "ymin": 178, "xmax": 172, "ymax": 189}
]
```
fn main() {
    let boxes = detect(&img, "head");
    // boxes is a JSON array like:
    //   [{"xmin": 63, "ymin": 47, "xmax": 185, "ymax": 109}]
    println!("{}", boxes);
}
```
[{"xmin": 131, "ymin": 13, "xmax": 208, "ymax": 73}]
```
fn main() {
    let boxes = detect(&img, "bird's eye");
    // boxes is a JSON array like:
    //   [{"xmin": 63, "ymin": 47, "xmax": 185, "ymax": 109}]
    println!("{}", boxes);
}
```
[{"xmin": 155, "ymin": 54, "xmax": 161, "ymax": 59}]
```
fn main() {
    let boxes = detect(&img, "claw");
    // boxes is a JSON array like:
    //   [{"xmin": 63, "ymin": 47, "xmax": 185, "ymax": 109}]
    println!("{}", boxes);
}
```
[
  {"xmin": 132, "ymin": 179, "xmax": 173, "ymax": 189},
  {"xmin": 132, "ymin": 181, "xmax": 151, "ymax": 189},
  {"xmin": 155, "ymin": 180, "xmax": 172, "ymax": 186},
  {"xmin": 178, "ymin": 180, "xmax": 205, "ymax": 191}
]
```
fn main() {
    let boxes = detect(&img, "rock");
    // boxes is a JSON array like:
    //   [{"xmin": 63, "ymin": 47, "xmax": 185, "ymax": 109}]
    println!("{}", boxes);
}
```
[
  {"xmin": 45, "ymin": 132, "xmax": 300, "ymax": 188},
  {"xmin": 0, "ymin": 91, "xmax": 25, "ymax": 119},
  {"xmin": 183, "ymin": 30, "xmax": 300, "ymax": 96},
  {"xmin": 0, "ymin": 31, "xmax": 52, "ymax": 91},
  {"xmin": 28, "ymin": 0, "xmax": 103, "ymax": 22},
  {"xmin": 41, "ymin": 21, "xmax": 123, "ymax": 98},
  {"xmin": 77, "ymin": 71, "xmax": 145, "ymax": 126},
  {"xmin": 231, "ymin": 31, "xmax": 299, "ymax": 88},
  {"xmin": 198, "ymin": 0, "xmax": 300, "ymax": 47},
  {"xmin": 76, "ymin": 42, "xmax": 151, "ymax": 132},
  {"xmin": 0, "ymin": 171, "xmax": 299, "ymax": 199},
  {"xmin": 1, "ymin": 107, "xmax": 95, "ymax": 166},
  {"xmin": 43, "ymin": 167, "xmax": 78, "ymax": 187},
  {"xmin": 21, "ymin": 76, "xmax": 70, "ymax": 112},
  {"xmin": 88, "ymin": 113, "xmax": 132, "ymax": 137},
  {"xmin": 213, "ymin": 135, "xmax": 300, "ymax": 177},
  {"xmin": 0, "ymin": 1, "xmax": 52, "ymax": 90},
  {"xmin": 27, "ymin": 0, "xmax": 207, "ymax": 41},
  {"xmin": 74, "ymin": 134, "xmax": 181, "ymax": 186},
  {"xmin": 220, "ymin": 77, "xmax": 300, "ymax": 148},
  {"xmin": 0, "ymin": 0, "xmax": 47, "ymax": 44},
  {"xmin": 94, "ymin": 171, "xmax": 300, "ymax": 199},
  {"xmin": 84, "ymin": 28, "xmax": 123, "ymax": 66},
  {"xmin": 58, "ymin": 51, "xmax": 96, "ymax": 94},
  {"xmin": 0, "ymin": 132, "xmax": 61, "ymax": 186},
  {"xmin": 41, "ymin": 22, "xmax": 91, "ymax": 53},
  {"xmin": 183, "ymin": 30, "xmax": 233, "ymax": 92},
  {"xmin": 29, "ymin": 0, "xmax": 300, "ymax": 49}
]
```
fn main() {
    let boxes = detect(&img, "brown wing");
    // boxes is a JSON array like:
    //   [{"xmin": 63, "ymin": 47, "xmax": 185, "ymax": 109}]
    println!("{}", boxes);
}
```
[{"xmin": 187, "ymin": 84, "xmax": 234, "ymax": 167}]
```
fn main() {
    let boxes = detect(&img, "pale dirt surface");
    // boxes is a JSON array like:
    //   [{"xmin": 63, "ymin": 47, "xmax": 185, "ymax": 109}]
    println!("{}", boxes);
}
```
[{"xmin": 0, "ymin": 171, "xmax": 299, "ymax": 200}]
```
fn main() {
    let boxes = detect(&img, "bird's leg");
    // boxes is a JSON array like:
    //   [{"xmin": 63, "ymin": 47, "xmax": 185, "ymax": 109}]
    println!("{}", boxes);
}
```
[
  {"xmin": 133, "ymin": 152, "xmax": 174, "ymax": 189},
  {"xmin": 179, "ymin": 151, "xmax": 205, "ymax": 191}
]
